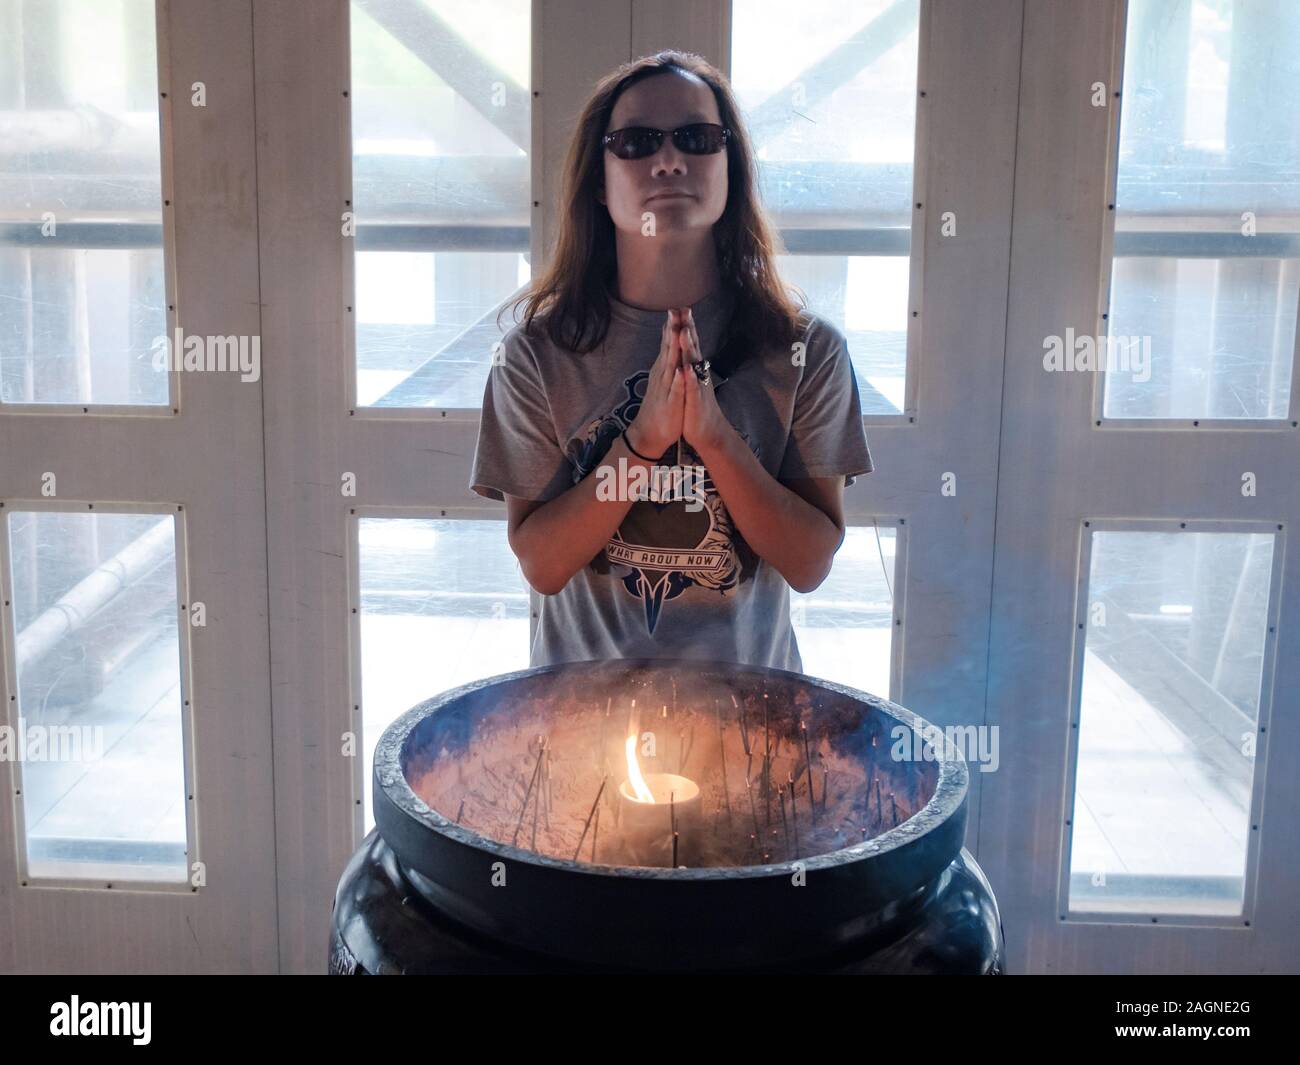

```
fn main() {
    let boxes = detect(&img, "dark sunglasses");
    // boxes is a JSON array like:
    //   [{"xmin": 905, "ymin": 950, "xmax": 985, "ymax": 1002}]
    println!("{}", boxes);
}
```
[{"xmin": 602, "ymin": 122, "xmax": 731, "ymax": 160}]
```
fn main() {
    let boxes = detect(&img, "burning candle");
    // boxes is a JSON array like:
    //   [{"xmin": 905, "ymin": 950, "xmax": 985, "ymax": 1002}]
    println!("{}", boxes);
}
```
[{"xmin": 618, "ymin": 734, "xmax": 701, "ymax": 867}]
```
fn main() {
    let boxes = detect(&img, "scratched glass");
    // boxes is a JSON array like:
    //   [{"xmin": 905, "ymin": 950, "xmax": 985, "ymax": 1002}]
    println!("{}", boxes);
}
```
[
  {"xmin": 1068, "ymin": 529, "xmax": 1275, "ymax": 916},
  {"xmin": 349, "ymin": 0, "xmax": 531, "ymax": 409},
  {"xmin": 6, "ymin": 509, "xmax": 188, "ymax": 882},
  {"xmin": 356, "ymin": 517, "xmax": 529, "ymax": 830},
  {"xmin": 791, "ymin": 524, "xmax": 896, "ymax": 696},
  {"xmin": 732, "ymin": 0, "xmax": 921, "ymax": 416},
  {"xmin": 1104, "ymin": 0, "xmax": 1299, "ymax": 420},
  {"xmin": 0, "ymin": 0, "xmax": 168, "ymax": 406}
]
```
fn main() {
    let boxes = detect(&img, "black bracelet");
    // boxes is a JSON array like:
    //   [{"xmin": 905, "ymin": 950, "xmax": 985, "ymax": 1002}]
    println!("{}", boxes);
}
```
[{"xmin": 621, "ymin": 428, "xmax": 657, "ymax": 462}]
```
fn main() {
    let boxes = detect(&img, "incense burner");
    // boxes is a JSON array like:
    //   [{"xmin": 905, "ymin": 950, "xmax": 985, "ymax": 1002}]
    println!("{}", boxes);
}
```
[{"xmin": 328, "ymin": 659, "xmax": 1004, "ymax": 973}]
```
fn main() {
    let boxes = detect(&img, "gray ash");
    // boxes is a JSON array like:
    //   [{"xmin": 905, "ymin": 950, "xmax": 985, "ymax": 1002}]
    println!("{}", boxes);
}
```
[{"xmin": 405, "ymin": 665, "xmax": 937, "ymax": 869}]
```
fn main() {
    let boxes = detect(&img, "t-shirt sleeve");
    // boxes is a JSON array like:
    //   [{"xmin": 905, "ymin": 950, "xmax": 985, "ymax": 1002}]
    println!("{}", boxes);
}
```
[
  {"xmin": 469, "ymin": 330, "xmax": 573, "ymax": 503},
  {"xmin": 777, "ymin": 316, "xmax": 875, "ymax": 486}
]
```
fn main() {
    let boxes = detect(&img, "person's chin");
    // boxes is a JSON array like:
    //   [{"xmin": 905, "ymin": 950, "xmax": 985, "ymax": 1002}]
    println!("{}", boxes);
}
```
[
  {"xmin": 644, "ymin": 192, "xmax": 701, "ymax": 211},
  {"xmin": 644, "ymin": 207, "xmax": 711, "ymax": 231}
]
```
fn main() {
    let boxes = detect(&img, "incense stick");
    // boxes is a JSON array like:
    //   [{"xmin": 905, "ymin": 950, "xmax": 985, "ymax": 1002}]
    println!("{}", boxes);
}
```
[{"xmin": 573, "ymin": 776, "xmax": 607, "ymax": 861}]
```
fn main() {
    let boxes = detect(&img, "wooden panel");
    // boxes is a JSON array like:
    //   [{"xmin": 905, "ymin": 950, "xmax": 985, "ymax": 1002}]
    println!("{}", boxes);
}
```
[
  {"xmin": 252, "ymin": 0, "xmax": 354, "ymax": 975},
  {"xmin": 537, "ymin": 0, "xmax": 632, "ymax": 263},
  {"xmin": 631, "ymin": 0, "xmax": 729, "ymax": 68},
  {"xmin": 0, "ymin": 0, "xmax": 277, "ymax": 973},
  {"xmin": 850, "ymin": 0, "xmax": 1023, "ymax": 848},
  {"xmin": 982, "ymin": 0, "xmax": 1300, "ymax": 973}
]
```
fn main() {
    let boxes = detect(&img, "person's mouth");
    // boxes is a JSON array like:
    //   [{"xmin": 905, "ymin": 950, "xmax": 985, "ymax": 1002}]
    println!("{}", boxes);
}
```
[{"xmin": 647, "ymin": 191, "xmax": 694, "ymax": 202}]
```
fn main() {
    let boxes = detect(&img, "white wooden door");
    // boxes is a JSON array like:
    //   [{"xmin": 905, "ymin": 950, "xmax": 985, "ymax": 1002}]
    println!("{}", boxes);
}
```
[
  {"xmin": 978, "ymin": 0, "xmax": 1300, "ymax": 973},
  {"xmin": 14, "ymin": 0, "xmax": 1291, "ymax": 979},
  {"xmin": 0, "ymin": 0, "xmax": 278, "ymax": 972},
  {"xmin": 254, "ymin": 0, "xmax": 1017, "ymax": 971}
]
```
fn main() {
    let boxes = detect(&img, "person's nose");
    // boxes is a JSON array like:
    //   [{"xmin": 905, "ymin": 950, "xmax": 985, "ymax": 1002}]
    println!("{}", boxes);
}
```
[{"xmin": 650, "ymin": 137, "xmax": 687, "ymax": 176}]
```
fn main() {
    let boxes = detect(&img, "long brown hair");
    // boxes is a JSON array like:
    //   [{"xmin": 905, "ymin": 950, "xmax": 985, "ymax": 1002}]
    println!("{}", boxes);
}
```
[{"xmin": 501, "ymin": 49, "xmax": 807, "ymax": 373}]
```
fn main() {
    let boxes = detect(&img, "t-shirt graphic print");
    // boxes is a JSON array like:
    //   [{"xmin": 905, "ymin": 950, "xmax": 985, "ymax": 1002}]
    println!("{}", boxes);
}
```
[{"xmin": 566, "ymin": 366, "xmax": 756, "ymax": 634}]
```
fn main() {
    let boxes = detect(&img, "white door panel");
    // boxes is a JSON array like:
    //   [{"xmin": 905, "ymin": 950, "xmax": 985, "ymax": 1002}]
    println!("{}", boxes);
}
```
[
  {"xmin": 0, "ymin": 0, "xmax": 277, "ymax": 973},
  {"xmin": 980, "ymin": 0, "xmax": 1300, "ymax": 973}
]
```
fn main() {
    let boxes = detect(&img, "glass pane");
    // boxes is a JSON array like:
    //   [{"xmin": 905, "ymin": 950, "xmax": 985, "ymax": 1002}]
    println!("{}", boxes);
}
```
[
  {"xmin": 1104, "ymin": 0, "xmax": 1300, "ymax": 420},
  {"xmin": 5, "ymin": 510, "xmax": 188, "ymax": 882},
  {"xmin": 350, "ymin": 0, "xmax": 531, "ymax": 408},
  {"xmin": 0, "ymin": 0, "xmax": 168, "ymax": 406},
  {"xmin": 731, "ymin": 0, "xmax": 920, "ymax": 415},
  {"xmin": 1068, "ymin": 529, "xmax": 1275, "ymax": 916},
  {"xmin": 357, "ymin": 518, "xmax": 530, "ymax": 828},
  {"xmin": 791, "ymin": 524, "xmax": 895, "ymax": 695}
]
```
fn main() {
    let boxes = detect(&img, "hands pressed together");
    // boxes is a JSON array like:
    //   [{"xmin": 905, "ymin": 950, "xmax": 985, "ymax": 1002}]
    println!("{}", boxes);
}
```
[{"xmin": 624, "ymin": 308, "xmax": 733, "ymax": 461}]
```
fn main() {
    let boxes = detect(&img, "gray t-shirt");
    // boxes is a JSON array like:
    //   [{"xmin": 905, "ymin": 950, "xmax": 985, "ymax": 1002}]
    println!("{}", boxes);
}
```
[{"xmin": 469, "ymin": 285, "xmax": 873, "ymax": 671}]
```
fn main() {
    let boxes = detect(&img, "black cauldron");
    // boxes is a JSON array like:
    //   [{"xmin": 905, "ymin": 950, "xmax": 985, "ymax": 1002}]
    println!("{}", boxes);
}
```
[{"xmin": 329, "ymin": 659, "xmax": 1004, "ymax": 974}]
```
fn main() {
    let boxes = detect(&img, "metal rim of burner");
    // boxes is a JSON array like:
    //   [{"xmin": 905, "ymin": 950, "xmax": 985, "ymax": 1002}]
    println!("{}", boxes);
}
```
[{"xmin": 368, "ymin": 659, "xmax": 979, "ymax": 971}]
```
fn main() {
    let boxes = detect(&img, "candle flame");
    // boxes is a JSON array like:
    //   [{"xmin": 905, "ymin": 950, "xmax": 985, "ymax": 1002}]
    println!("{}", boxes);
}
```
[{"xmin": 624, "ymin": 734, "xmax": 655, "ymax": 803}]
